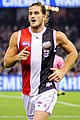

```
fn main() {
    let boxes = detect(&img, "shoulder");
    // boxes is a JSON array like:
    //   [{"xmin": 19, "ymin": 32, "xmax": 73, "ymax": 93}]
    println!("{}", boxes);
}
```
[
  {"xmin": 56, "ymin": 31, "xmax": 67, "ymax": 40},
  {"xmin": 9, "ymin": 31, "xmax": 19, "ymax": 46},
  {"xmin": 11, "ymin": 31, "xmax": 18, "ymax": 39},
  {"xmin": 56, "ymin": 31, "xmax": 69, "ymax": 46}
]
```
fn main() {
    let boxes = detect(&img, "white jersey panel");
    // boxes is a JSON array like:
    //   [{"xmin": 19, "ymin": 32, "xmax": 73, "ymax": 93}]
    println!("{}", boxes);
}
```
[
  {"xmin": 53, "ymin": 30, "xmax": 56, "ymax": 52},
  {"xmin": 30, "ymin": 34, "xmax": 42, "ymax": 95}
]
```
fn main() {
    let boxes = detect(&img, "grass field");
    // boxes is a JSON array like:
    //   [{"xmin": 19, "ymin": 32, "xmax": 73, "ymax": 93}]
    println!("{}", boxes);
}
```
[{"xmin": 0, "ymin": 91, "xmax": 80, "ymax": 120}]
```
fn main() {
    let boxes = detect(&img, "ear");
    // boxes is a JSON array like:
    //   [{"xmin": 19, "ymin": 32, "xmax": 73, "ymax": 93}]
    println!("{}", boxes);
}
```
[
  {"xmin": 43, "ymin": 14, "xmax": 48, "ymax": 25},
  {"xmin": 43, "ymin": 14, "xmax": 46, "ymax": 18},
  {"xmin": 43, "ymin": 14, "xmax": 47, "ymax": 21}
]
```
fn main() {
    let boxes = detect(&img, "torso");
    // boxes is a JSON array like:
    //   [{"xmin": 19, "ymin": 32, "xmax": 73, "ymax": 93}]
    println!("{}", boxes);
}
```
[{"xmin": 17, "ymin": 27, "xmax": 56, "ymax": 96}]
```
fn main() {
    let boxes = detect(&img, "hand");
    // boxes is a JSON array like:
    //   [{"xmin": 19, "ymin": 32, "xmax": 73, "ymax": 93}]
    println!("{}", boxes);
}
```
[
  {"xmin": 18, "ymin": 46, "xmax": 30, "ymax": 61},
  {"xmin": 48, "ymin": 68, "xmax": 64, "ymax": 83}
]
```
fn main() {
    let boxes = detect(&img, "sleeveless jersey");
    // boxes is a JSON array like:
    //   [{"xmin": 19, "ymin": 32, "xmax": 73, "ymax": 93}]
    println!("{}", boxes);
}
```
[{"xmin": 17, "ymin": 27, "xmax": 56, "ymax": 96}]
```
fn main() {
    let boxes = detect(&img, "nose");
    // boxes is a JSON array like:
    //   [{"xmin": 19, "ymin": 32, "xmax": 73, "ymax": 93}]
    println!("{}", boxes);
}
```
[{"xmin": 31, "ymin": 13, "xmax": 35, "ymax": 17}]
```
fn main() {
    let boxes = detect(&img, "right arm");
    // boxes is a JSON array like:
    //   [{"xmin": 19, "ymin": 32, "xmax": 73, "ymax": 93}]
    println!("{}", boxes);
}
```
[
  {"xmin": 4, "ymin": 32, "xmax": 19, "ymax": 68},
  {"xmin": 4, "ymin": 32, "xmax": 30, "ymax": 68}
]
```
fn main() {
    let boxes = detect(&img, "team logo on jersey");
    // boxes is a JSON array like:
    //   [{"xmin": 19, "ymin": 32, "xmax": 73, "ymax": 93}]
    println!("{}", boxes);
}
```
[
  {"xmin": 43, "ymin": 49, "xmax": 50, "ymax": 57},
  {"xmin": 42, "ymin": 41, "xmax": 51, "ymax": 49},
  {"xmin": 42, "ymin": 41, "xmax": 51, "ymax": 57},
  {"xmin": 22, "ymin": 41, "xmax": 31, "ymax": 46}
]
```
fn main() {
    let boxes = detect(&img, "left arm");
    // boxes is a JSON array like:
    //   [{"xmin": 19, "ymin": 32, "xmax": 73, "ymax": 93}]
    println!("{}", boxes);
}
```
[{"xmin": 48, "ymin": 31, "xmax": 78, "ymax": 82}]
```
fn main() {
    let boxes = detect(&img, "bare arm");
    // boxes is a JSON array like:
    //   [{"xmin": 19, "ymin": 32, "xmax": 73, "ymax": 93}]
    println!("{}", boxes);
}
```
[
  {"xmin": 48, "ymin": 31, "xmax": 78, "ymax": 82},
  {"xmin": 4, "ymin": 32, "xmax": 30, "ymax": 68},
  {"xmin": 4, "ymin": 32, "xmax": 19, "ymax": 68},
  {"xmin": 56, "ymin": 31, "xmax": 78, "ymax": 73}
]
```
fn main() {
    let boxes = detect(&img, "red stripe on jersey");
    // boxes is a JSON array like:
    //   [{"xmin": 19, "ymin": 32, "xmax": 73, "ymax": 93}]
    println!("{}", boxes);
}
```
[{"xmin": 19, "ymin": 28, "xmax": 31, "ymax": 95}]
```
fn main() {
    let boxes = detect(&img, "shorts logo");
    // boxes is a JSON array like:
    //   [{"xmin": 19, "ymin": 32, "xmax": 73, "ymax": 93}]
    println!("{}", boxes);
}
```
[
  {"xmin": 37, "ymin": 101, "xmax": 43, "ymax": 107},
  {"xmin": 37, "ymin": 102, "xmax": 47, "ymax": 108},
  {"xmin": 44, "ymin": 104, "xmax": 47, "ymax": 108}
]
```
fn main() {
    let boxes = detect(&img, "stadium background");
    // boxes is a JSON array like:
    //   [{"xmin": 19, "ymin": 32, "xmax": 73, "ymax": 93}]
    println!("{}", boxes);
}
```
[
  {"xmin": 0, "ymin": 0, "xmax": 80, "ymax": 91},
  {"xmin": 0, "ymin": 1, "xmax": 80, "ymax": 120}
]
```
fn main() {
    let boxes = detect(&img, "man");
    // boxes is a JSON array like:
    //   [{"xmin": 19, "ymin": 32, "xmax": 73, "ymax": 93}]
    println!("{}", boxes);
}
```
[
  {"xmin": 53, "ymin": 54, "xmax": 65, "ymax": 96},
  {"xmin": 4, "ymin": 2, "xmax": 78, "ymax": 120}
]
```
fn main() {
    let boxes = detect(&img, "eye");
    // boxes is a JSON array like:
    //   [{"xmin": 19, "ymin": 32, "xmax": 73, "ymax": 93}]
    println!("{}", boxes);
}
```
[
  {"xmin": 34, "ymin": 11, "xmax": 39, "ymax": 15},
  {"xmin": 29, "ymin": 12, "xmax": 32, "ymax": 15}
]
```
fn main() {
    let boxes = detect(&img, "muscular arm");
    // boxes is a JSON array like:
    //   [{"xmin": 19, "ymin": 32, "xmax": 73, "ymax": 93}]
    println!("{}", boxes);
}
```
[
  {"xmin": 48, "ymin": 31, "xmax": 78, "ymax": 82},
  {"xmin": 4, "ymin": 32, "xmax": 19, "ymax": 68},
  {"xmin": 4, "ymin": 31, "xmax": 30, "ymax": 68},
  {"xmin": 56, "ymin": 31, "xmax": 78, "ymax": 74}
]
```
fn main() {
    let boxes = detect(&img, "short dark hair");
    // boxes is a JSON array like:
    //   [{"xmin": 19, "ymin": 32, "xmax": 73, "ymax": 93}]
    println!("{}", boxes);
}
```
[{"xmin": 29, "ymin": 1, "xmax": 46, "ymax": 15}]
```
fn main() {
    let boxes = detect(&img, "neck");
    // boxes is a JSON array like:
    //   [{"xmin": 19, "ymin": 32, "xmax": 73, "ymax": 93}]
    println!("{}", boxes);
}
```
[{"xmin": 30, "ymin": 24, "xmax": 45, "ymax": 33}]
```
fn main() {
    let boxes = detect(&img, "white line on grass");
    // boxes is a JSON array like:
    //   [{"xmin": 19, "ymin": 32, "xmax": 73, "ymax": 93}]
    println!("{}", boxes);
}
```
[
  {"xmin": 0, "ymin": 94, "xmax": 80, "ymax": 107},
  {"xmin": 57, "ymin": 101, "xmax": 80, "ymax": 107},
  {"xmin": 51, "ymin": 115, "xmax": 80, "ymax": 118},
  {"xmin": 0, "ymin": 116, "xmax": 26, "ymax": 118},
  {"xmin": 0, "ymin": 94, "xmax": 21, "ymax": 99},
  {"xmin": 0, "ymin": 115, "xmax": 80, "ymax": 119}
]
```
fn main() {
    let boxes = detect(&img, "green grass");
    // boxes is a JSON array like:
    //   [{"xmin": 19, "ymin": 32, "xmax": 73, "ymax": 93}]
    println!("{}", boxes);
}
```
[
  {"xmin": 51, "ymin": 91, "xmax": 80, "ymax": 120},
  {"xmin": 0, "ymin": 91, "xmax": 80, "ymax": 120}
]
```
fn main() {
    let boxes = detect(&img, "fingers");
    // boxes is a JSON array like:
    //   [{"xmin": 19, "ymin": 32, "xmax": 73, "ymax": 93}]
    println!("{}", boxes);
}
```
[
  {"xmin": 50, "ymin": 68, "xmax": 57, "ymax": 71},
  {"xmin": 48, "ymin": 68, "xmax": 61, "ymax": 83},
  {"xmin": 18, "ymin": 47, "xmax": 30, "ymax": 61},
  {"xmin": 48, "ymin": 73, "xmax": 60, "ymax": 83},
  {"xmin": 22, "ymin": 46, "xmax": 29, "ymax": 52}
]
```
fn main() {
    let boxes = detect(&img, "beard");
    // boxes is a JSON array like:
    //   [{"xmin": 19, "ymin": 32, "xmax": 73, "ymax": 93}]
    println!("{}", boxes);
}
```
[
  {"xmin": 29, "ymin": 18, "xmax": 44, "ymax": 29},
  {"xmin": 31, "ymin": 22, "xmax": 43, "ymax": 29}
]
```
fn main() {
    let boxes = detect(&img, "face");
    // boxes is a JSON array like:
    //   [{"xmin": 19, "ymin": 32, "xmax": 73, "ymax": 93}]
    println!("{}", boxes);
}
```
[{"xmin": 28, "ymin": 5, "xmax": 46, "ymax": 29}]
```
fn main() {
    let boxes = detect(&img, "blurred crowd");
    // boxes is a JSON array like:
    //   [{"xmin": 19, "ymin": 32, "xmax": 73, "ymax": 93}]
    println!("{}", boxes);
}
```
[{"xmin": 0, "ymin": 8, "xmax": 80, "ymax": 76}]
